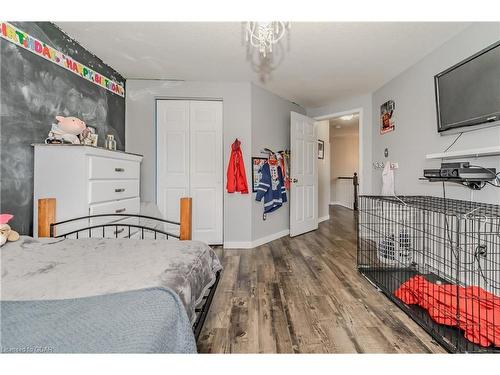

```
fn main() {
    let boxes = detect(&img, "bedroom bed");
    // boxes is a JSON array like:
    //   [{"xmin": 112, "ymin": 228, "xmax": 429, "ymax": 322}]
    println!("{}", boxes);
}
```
[{"xmin": 1, "ymin": 198, "xmax": 222, "ymax": 353}]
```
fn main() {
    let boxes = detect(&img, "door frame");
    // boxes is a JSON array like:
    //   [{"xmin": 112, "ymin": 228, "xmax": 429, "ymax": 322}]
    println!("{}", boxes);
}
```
[
  {"xmin": 154, "ymin": 98, "xmax": 224, "ymax": 244},
  {"xmin": 314, "ymin": 107, "xmax": 364, "ymax": 196}
]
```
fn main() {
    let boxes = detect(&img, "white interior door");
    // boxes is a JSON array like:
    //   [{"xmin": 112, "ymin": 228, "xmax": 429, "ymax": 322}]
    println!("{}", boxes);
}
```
[
  {"xmin": 189, "ymin": 101, "xmax": 223, "ymax": 244},
  {"xmin": 156, "ymin": 100, "xmax": 223, "ymax": 244},
  {"xmin": 290, "ymin": 111, "xmax": 318, "ymax": 237}
]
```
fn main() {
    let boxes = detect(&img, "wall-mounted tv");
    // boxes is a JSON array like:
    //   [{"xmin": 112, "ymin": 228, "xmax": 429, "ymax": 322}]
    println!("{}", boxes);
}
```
[{"xmin": 435, "ymin": 40, "xmax": 500, "ymax": 134}]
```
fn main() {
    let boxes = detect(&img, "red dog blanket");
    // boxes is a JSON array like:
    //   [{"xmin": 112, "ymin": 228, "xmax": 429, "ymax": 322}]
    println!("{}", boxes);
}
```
[{"xmin": 394, "ymin": 275, "xmax": 500, "ymax": 347}]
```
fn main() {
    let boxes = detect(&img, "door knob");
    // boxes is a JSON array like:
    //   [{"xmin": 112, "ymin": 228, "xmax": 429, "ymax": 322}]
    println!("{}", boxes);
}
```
[{"xmin": 292, "ymin": 178, "xmax": 298, "ymax": 183}]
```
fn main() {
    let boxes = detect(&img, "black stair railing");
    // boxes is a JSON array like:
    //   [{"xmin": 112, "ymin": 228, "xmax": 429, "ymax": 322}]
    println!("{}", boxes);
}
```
[{"xmin": 337, "ymin": 172, "xmax": 359, "ymax": 211}]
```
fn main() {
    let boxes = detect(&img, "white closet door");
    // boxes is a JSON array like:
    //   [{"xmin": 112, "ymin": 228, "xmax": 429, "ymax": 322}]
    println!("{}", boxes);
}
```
[
  {"xmin": 156, "ymin": 100, "xmax": 190, "ymax": 235},
  {"xmin": 189, "ymin": 101, "xmax": 223, "ymax": 244},
  {"xmin": 156, "ymin": 100, "xmax": 223, "ymax": 244}
]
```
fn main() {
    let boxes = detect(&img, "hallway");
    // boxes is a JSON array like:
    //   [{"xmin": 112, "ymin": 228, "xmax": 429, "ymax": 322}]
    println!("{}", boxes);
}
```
[{"xmin": 198, "ymin": 205, "xmax": 445, "ymax": 353}]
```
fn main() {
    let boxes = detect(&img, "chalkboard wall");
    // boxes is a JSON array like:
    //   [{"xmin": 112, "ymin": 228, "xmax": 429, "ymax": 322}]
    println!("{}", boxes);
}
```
[{"xmin": 0, "ymin": 22, "xmax": 126, "ymax": 235}]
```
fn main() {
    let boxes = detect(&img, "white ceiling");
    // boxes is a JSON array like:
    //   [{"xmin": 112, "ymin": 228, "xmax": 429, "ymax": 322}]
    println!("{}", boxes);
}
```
[
  {"xmin": 330, "ymin": 114, "xmax": 359, "ymax": 137},
  {"xmin": 57, "ymin": 22, "xmax": 470, "ymax": 108}
]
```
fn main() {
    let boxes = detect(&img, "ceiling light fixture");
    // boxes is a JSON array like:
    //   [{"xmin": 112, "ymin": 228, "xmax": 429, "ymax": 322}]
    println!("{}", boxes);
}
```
[
  {"xmin": 340, "ymin": 114, "xmax": 354, "ymax": 121},
  {"xmin": 245, "ymin": 22, "xmax": 290, "ymax": 57}
]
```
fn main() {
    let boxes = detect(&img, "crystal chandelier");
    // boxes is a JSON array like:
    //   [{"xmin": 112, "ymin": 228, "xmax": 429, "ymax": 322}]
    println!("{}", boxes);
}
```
[{"xmin": 245, "ymin": 22, "xmax": 290, "ymax": 57}]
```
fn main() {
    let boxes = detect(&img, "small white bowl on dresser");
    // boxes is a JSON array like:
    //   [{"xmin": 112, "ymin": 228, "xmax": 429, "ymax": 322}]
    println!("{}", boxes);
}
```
[{"xmin": 33, "ymin": 144, "xmax": 143, "ymax": 238}]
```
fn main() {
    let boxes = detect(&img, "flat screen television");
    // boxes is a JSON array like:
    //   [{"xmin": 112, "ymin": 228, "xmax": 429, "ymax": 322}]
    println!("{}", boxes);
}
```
[{"xmin": 435, "ymin": 40, "xmax": 500, "ymax": 134}]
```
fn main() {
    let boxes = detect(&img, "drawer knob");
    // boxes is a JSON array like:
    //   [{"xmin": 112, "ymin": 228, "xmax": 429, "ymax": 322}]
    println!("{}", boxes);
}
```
[
  {"xmin": 115, "ymin": 208, "xmax": 126, "ymax": 213},
  {"xmin": 115, "ymin": 168, "xmax": 125, "ymax": 172},
  {"xmin": 115, "ymin": 188, "xmax": 125, "ymax": 193}
]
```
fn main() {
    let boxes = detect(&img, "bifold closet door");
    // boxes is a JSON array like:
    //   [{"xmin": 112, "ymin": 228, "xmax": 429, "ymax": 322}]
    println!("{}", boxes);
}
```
[
  {"xmin": 189, "ymin": 101, "xmax": 223, "ymax": 244},
  {"xmin": 157, "ymin": 100, "xmax": 190, "ymax": 237},
  {"xmin": 156, "ymin": 100, "xmax": 223, "ymax": 244}
]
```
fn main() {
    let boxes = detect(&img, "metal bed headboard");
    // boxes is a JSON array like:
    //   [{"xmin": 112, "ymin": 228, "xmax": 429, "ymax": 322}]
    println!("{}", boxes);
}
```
[
  {"xmin": 49, "ymin": 213, "xmax": 181, "ymax": 239},
  {"xmin": 38, "ymin": 197, "xmax": 193, "ymax": 240}
]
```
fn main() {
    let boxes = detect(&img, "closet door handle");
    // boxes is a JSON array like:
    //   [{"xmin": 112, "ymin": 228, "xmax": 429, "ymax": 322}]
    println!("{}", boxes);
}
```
[
  {"xmin": 115, "ymin": 208, "xmax": 126, "ymax": 213},
  {"xmin": 115, "ymin": 168, "xmax": 125, "ymax": 172},
  {"xmin": 115, "ymin": 188, "xmax": 125, "ymax": 193}
]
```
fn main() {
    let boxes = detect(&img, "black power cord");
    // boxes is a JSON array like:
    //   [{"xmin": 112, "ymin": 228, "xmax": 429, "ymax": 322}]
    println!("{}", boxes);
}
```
[
  {"xmin": 443, "ymin": 132, "xmax": 463, "ymax": 153},
  {"xmin": 468, "ymin": 165, "xmax": 500, "ymax": 188},
  {"xmin": 441, "ymin": 181, "xmax": 500, "ymax": 291},
  {"xmin": 439, "ymin": 135, "xmax": 500, "ymax": 290},
  {"xmin": 439, "ymin": 132, "xmax": 482, "ymax": 190}
]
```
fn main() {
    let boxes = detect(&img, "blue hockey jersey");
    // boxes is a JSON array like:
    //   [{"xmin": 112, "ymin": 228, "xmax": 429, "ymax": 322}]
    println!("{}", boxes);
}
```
[{"xmin": 255, "ymin": 161, "xmax": 287, "ymax": 213}]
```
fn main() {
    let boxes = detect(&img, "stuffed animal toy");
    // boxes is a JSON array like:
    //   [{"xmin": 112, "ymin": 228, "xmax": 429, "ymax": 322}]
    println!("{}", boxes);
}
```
[
  {"xmin": 46, "ymin": 116, "xmax": 87, "ymax": 144},
  {"xmin": 0, "ymin": 214, "xmax": 20, "ymax": 247}
]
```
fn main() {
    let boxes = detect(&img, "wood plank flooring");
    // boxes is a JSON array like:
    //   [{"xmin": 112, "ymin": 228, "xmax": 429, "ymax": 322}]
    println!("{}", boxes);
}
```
[{"xmin": 198, "ymin": 205, "xmax": 445, "ymax": 353}]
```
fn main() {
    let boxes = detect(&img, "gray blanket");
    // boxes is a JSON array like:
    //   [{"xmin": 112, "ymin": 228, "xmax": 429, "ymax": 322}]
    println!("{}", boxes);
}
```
[
  {"xmin": 1, "ymin": 237, "xmax": 222, "ymax": 324},
  {"xmin": 1, "ymin": 287, "xmax": 197, "ymax": 353}
]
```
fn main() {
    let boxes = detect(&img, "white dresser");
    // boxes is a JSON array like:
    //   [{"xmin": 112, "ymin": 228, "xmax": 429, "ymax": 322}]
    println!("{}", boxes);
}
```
[{"xmin": 33, "ymin": 144, "xmax": 143, "ymax": 237}]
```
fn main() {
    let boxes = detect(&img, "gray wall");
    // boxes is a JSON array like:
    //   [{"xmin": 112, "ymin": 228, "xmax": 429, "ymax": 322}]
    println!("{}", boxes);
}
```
[
  {"xmin": 371, "ymin": 23, "xmax": 500, "ymax": 203},
  {"xmin": 250, "ymin": 84, "xmax": 305, "ymax": 242},
  {"xmin": 307, "ymin": 93, "xmax": 373, "ymax": 196},
  {"xmin": 126, "ymin": 80, "xmax": 305, "ymax": 245},
  {"xmin": 0, "ymin": 22, "xmax": 125, "ymax": 234},
  {"xmin": 125, "ymin": 80, "xmax": 253, "ymax": 245}
]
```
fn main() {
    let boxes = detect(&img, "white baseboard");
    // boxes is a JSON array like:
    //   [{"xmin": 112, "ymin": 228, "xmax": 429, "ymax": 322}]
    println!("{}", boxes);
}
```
[
  {"xmin": 318, "ymin": 215, "xmax": 330, "ymax": 223},
  {"xmin": 223, "ymin": 241, "xmax": 253, "ymax": 249},
  {"xmin": 223, "ymin": 229, "xmax": 290, "ymax": 249},
  {"xmin": 330, "ymin": 201, "xmax": 353, "ymax": 210},
  {"xmin": 251, "ymin": 229, "xmax": 290, "ymax": 248}
]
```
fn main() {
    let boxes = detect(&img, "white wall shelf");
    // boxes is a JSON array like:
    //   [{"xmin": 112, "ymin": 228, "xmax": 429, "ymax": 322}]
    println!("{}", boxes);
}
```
[{"xmin": 426, "ymin": 146, "xmax": 500, "ymax": 160}]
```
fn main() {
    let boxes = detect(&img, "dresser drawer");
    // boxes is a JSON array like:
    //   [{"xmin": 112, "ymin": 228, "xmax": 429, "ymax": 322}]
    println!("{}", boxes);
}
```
[
  {"xmin": 88, "ymin": 156, "xmax": 140, "ymax": 180},
  {"xmin": 89, "ymin": 197, "xmax": 140, "ymax": 216},
  {"xmin": 56, "ymin": 216, "xmax": 136, "ymax": 239},
  {"xmin": 88, "ymin": 198, "xmax": 140, "ymax": 238},
  {"xmin": 88, "ymin": 217, "xmax": 140, "ymax": 239},
  {"xmin": 88, "ymin": 180, "xmax": 139, "ymax": 204}
]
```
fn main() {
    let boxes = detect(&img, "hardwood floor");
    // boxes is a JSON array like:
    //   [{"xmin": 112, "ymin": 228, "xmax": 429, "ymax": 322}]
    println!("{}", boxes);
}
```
[{"xmin": 198, "ymin": 205, "xmax": 445, "ymax": 353}]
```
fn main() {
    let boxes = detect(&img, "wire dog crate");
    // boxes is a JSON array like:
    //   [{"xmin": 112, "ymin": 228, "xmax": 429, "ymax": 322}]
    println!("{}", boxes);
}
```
[{"xmin": 357, "ymin": 195, "xmax": 500, "ymax": 353}]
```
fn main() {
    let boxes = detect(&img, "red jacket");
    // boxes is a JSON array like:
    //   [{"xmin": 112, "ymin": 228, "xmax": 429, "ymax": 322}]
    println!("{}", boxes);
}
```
[{"xmin": 226, "ymin": 139, "xmax": 248, "ymax": 194}]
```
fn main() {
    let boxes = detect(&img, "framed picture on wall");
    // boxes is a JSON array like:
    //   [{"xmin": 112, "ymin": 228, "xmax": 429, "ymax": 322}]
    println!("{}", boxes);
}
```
[
  {"xmin": 252, "ymin": 157, "xmax": 268, "ymax": 192},
  {"xmin": 380, "ymin": 99, "xmax": 395, "ymax": 134},
  {"xmin": 318, "ymin": 140, "xmax": 325, "ymax": 159}
]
